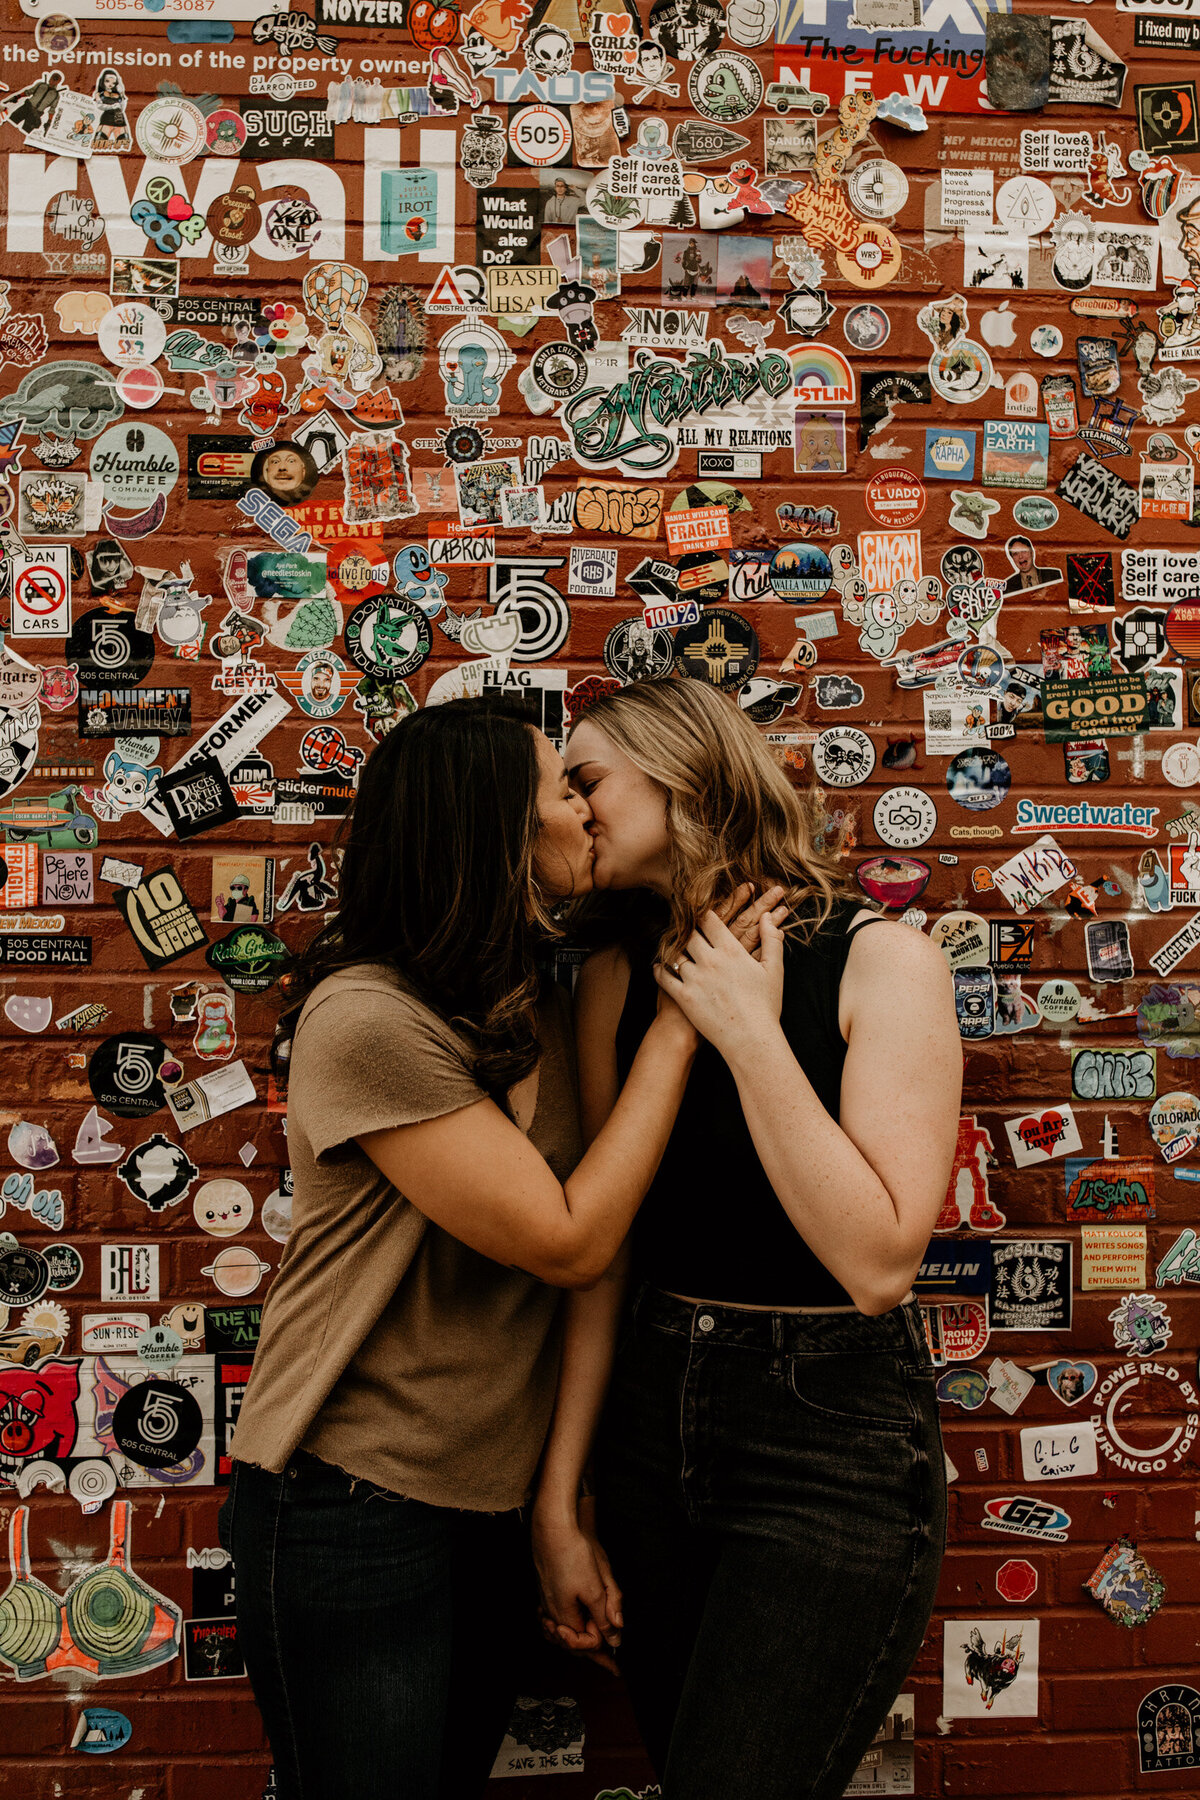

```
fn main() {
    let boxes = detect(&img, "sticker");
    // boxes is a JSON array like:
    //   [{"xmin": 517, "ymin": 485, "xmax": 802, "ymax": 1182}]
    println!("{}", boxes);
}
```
[
  {"xmin": 1019, "ymin": 1421, "xmax": 1099, "ymax": 1484},
  {"xmin": 1004, "ymin": 1107, "xmax": 1083, "ymax": 1168},
  {"xmin": 989, "ymin": 1359, "xmax": 1036, "ymax": 1417},
  {"xmin": 942, "ymin": 1617, "xmax": 1039, "ymax": 1718},
  {"xmin": 1138, "ymin": 1685, "xmax": 1200, "ymax": 1773},
  {"xmin": 672, "ymin": 609, "xmax": 758, "ymax": 691},
  {"xmin": 205, "ymin": 927, "xmax": 289, "ymax": 995},
  {"xmin": 688, "ymin": 52, "xmax": 763, "ymax": 123},
  {"xmin": 1085, "ymin": 1539, "xmax": 1165, "ymax": 1627},
  {"xmin": 1088, "ymin": 919, "xmax": 1136, "ymax": 984},
  {"xmin": 1108, "ymin": 1292, "xmax": 1173, "ymax": 1355},
  {"xmin": 990, "ymin": 1240, "xmax": 1072, "ymax": 1331},
  {"xmin": 193, "ymin": 1180, "xmax": 254, "ymax": 1238},
  {"xmin": 1042, "ymin": 1361, "xmax": 1098, "ymax": 1410},
  {"xmin": 152, "ymin": 758, "xmax": 239, "ymax": 843},
  {"xmin": 11, "ymin": 549, "xmax": 70, "ymax": 638},
  {"xmin": 200, "ymin": 1244, "xmax": 271, "ymax": 1297},
  {"xmin": 929, "ymin": 914, "xmax": 990, "ymax": 975},
  {"xmin": 925, "ymin": 429, "xmax": 975, "ymax": 482},
  {"xmin": 843, "ymin": 303, "xmax": 890, "ymax": 352},
  {"xmin": 936, "ymin": 1367, "xmax": 988, "ymax": 1411},
  {"xmin": 1137, "ymin": 82, "xmax": 1200, "ymax": 155},
  {"xmin": 1157, "ymin": 1227, "xmax": 1200, "ymax": 1287},
  {"xmin": 1081, "ymin": 1225, "xmax": 1147, "ymax": 1291},
  {"xmin": 72, "ymin": 1709, "xmax": 133, "ymax": 1754},
  {"xmin": 982, "ymin": 1496, "xmax": 1071, "ymax": 1543},
  {"xmin": 113, "ymin": 868, "xmax": 207, "ymax": 971},
  {"xmin": 88, "ymin": 1034, "xmax": 175, "ymax": 1120},
  {"xmin": 1065, "ymin": 1155, "xmax": 1155, "ymax": 1221},
  {"xmin": 946, "ymin": 750, "xmax": 1010, "ymax": 814},
  {"xmin": 981, "ymin": 422, "xmax": 1049, "ymax": 492},
  {"xmin": 863, "ymin": 468, "xmax": 924, "ymax": 528},
  {"xmin": 166, "ymin": 1061, "xmax": 257, "ymax": 1134},
  {"xmin": 117, "ymin": 1136, "xmax": 199, "ymax": 1213},
  {"xmin": 1071, "ymin": 1049, "xmax": 1156, "ymax": 1103},
  {"xmin": 603, "ymin": 618, "xmax": 675, "ymax": 684},
  {"xmin": 856, "ymin": 855, "xmax": 929, "ymax": 910},
  {"xmin": 100, "ymin": 1244, "xmax": 160, "ymax": 1303},
  {"xmin": 183, "ymin": 1618, "xmax": 245, "ymax": 1682},
  {"xmin": 112, "ymin": 1378, "xmax": 203, "ymax": 1470}
]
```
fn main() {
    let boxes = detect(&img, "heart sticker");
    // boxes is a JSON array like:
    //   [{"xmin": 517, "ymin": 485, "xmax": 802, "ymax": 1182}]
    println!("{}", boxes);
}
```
[{"xmin": 1045, "ymin": 1360, "xmax": 1097, "ymax": 1407}]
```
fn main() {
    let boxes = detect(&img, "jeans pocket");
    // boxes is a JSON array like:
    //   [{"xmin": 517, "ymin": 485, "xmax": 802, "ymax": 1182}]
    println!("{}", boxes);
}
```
[{"xmin": 788, "ymin": 1351, "xmax": 917, "ymax": 1434}]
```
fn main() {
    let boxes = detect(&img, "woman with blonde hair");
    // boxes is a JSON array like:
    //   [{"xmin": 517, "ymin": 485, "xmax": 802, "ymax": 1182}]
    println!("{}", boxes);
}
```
[{"xmin": 533, "ymin": 677, "xmax": 961, "ymax": 1800}]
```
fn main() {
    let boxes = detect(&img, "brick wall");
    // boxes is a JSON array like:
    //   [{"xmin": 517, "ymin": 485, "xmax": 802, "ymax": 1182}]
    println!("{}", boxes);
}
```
[{"xmin": 0, "ymin": 3, "xmax": 1197, "ymax": 1797}]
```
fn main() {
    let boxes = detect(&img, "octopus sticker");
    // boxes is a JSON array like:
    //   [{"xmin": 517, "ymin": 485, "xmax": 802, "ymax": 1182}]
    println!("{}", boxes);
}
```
[{"xmin": 439, "ymin": 320, "xmax": 514, "ymax": 420}]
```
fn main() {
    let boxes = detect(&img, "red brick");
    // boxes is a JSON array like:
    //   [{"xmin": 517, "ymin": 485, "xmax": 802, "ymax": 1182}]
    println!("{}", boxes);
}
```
[
  {"xmin": 1136, "ymin": 1609, "xmax": 1200, "ymax": 1667},
  {"xmin": 943, "ymin": 1735, "xmax": 1129, "ymax": 1795}
]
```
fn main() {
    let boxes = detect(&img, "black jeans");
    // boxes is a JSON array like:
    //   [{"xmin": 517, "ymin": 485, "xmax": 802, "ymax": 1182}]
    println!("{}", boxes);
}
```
[
  {"xmin": 218, "ymin": 1452, "xmax": 530, "ymax": 1800},
  {"xmin": 595, "ymin": 1287, "xmax": 947, "ymax": 1800}
]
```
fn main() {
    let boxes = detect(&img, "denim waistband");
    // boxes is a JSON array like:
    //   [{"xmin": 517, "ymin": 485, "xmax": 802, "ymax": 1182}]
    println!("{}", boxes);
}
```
[{"xmin": 633, "ymin": 1284, "xmax": 926, "ymax": 1364}]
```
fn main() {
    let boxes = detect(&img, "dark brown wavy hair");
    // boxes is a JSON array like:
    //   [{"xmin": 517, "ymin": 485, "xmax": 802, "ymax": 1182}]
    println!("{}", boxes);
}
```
[{"xmin": 272, "ymin": 697, "xmax": 560, "ymax": 1107}]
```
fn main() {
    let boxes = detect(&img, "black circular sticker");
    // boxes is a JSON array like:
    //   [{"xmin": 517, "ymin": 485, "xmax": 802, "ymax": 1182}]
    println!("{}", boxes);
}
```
[
  {"xmin": 206, "ymin": 925, "xmax": 290, "ymax": 994},
  {"xmin": 112, "ymin": 1379, "xmax": 204, "ymax": 1469},
  {"xmin": 66, "ymin": 608, "xmax": 155, "ymax": 685},
  {"xmin": 0, "ymin": 1247, "xmax": 50, "ymax": 1304},
  {"xmin": 44, "ymin": 1243, "xmax": 84, "ymax": 1291},
  {"xmin": 344, "ymin": 594, "xmax": 432, "ymax": 679},
  {"xmin": 941, "ymin": 544, "xmax": 984, "ymax": 585},
  {"xmin": 88, "ymin": 1033, "xmax": 171, "ymax": 1119},
  {"xmin": 530, "ymin": 340, "xmax": 588, "ymax": 399},
  {"xmin": 603, "ymin": 618, "xmax": 675, "ymax": 684},
  {"xmin": 673, "ymin": 608, "xmax": 760, "ymax": 691}
]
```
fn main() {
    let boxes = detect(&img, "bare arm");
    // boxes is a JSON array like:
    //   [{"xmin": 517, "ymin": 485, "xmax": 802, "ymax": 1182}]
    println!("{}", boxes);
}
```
[
  {"xmin": 357, "ymin": 974, "xmax": 693, "ymax": 1289},
  {"xmin": 532, "ymin": 947, "xmax": 634, "ymax": 1658},
  {"xmin": 660, "ymin": 912, "xmax": 962, "ymax": 1316},
  {"xmin": 535, "ymin": 945, "xmax": 633, "ymax": 1514}
]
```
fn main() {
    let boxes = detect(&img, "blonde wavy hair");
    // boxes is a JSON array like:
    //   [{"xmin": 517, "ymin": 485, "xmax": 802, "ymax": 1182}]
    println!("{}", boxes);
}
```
[{"xmin": 570, "ymin": 677, "xmax": 866, "ymax": 965}]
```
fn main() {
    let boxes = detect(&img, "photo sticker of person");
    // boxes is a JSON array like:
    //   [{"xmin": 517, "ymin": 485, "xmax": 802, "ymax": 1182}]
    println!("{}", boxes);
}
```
[{"xmin": 249, "ymin": 442, "xmax": 321, "ymax": 508}]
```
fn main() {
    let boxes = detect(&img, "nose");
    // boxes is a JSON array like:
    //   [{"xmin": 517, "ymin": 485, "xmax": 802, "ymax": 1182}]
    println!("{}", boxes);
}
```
[{"xmin": 570, "ymin": 790, "xmax": 593, "ymax": 825}]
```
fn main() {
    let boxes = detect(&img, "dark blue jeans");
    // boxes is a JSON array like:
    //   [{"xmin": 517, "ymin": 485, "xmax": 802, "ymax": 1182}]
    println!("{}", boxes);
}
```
[
  {"xmin": 218, "ymin": 1452, "xmax": 530, "ymax": 1800},
  {"xmin": 595, "ymin": 1288, "xmax": 947, "ymax": 1800}
]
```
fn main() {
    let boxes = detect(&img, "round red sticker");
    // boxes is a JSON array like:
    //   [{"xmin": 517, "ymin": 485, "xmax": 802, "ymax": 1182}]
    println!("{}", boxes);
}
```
[{"xmin": 864, "ymin": 468, "xmax": 926, "ymax": 528}]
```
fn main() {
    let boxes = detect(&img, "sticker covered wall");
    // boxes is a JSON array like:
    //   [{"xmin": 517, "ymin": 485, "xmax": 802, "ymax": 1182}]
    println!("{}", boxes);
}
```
[{"xmin": 0, "ymin": 2, "xmax": 1195, "ymax": 1798}]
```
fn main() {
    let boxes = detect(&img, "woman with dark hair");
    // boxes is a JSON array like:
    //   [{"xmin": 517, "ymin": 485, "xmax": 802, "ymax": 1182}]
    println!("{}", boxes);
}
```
[
  {"xmin": 533, "ymin": 678, "xmax": 960, "ymax": 1800},
  {"xmin": 222, "ymin": 698, "xmax": 746, "ymax": 1800}
]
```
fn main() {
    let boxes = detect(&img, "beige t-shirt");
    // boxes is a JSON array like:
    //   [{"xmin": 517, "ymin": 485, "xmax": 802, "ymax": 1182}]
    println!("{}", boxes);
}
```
[{"xmin": 230, "ymin": 964, "xmax": 582, "ymax": 1511}]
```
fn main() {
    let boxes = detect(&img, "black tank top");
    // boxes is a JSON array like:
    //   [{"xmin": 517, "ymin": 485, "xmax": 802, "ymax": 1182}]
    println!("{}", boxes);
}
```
[{"xmin": 614, "ymin": 901, "xmax": 888, "ymax": 1307}]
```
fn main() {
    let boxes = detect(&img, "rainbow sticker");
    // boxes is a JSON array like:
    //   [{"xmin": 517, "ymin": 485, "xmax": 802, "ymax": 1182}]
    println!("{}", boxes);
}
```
[{"xmin": 786, "ymin": 342, "xmax": 856, "ymax": 406}]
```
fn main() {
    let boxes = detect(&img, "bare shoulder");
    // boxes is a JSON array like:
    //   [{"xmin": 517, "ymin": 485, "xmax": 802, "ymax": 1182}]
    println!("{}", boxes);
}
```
[{"xmin": 844, "ymin": 916, "xmax": 953, "ymax": 997}]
